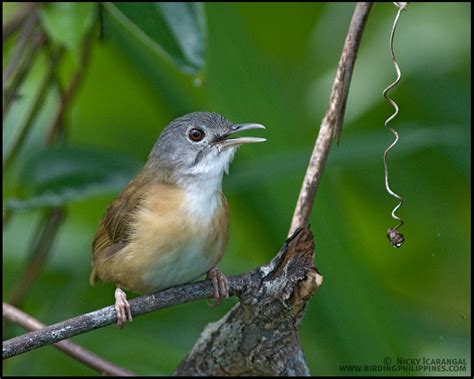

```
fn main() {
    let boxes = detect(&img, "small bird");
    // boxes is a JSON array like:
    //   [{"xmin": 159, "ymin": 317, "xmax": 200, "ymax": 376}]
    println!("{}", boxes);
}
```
[{"xmin": 90, "ymin": 112, "xmax": 265, "ymax": 327}]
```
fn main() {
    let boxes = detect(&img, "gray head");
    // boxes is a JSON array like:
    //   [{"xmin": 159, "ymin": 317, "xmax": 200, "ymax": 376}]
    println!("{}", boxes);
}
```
[{"xmin": 147, "ymin": 112, "xmax": 265, "ymax": 183}]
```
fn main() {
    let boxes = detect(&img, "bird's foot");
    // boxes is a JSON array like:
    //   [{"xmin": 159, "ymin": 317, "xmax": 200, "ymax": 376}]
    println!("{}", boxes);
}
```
[
  {"xmin": 207, "ymin": 266, "xmax": 229, "ymax": 307},
  {"xmin": 114, "ymin": 287, "xmax": 133, "ymax": 329}
]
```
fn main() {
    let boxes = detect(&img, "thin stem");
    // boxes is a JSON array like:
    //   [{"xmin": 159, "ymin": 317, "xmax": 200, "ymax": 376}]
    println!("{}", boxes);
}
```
[
  {"xmin": 3, "ymin": 303, "xmax": 136, "ymax": 376},
  {"xmin": 3, "ymin": 32, "xmax": 45, "ymax": 122},
  {"xmin": 288, "ymin": 2, "xmax": 373, "ymax": 237},
  {"xmin": 7, "ymin": 208, "xmax": 66, "ymax": 307},
  {"xmin": 47, "ymin": 22, "xmax": 97, "ymax": 144},
  {"xmin": 3, "ymin": 11, "xmax": 38, "ymax": 85},
  {"xmin": 6, "ymin": 21, "xmax": 96, "ymax": 318},
  {"xmin": 3, "ymin": 48, "xmax": 63, "ymax": 171},
  {"xmin": 2, "ymin": 3, "xmax": 36, "ymax": 41}
]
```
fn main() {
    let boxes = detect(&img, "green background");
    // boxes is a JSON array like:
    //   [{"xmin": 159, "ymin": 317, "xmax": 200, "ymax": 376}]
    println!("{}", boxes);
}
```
[{"xmin": 3, "ymin": 2, "xmax": 471, "ymax": 376}]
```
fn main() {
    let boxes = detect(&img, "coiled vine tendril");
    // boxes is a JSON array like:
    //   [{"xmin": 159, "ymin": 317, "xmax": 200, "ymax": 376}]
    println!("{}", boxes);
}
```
[{"xmin": 383, "ymin": 2, "xmax": 408, "ymax": 248}]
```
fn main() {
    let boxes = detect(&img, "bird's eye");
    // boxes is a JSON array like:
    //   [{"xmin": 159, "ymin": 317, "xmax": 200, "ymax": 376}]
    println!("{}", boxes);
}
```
[{"xmin": 188, "ymin": 128, "xmax": 205, "ymax": 142}]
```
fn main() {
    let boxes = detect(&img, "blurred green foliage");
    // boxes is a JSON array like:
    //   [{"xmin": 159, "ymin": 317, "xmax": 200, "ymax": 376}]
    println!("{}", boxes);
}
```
[
  {"xmin": 3, "ymin": 2, "xmax": 471, "ymax": 376},
  {"xmin": 40, "ymin": 2, "xmax": 96, "ymax": 61}
]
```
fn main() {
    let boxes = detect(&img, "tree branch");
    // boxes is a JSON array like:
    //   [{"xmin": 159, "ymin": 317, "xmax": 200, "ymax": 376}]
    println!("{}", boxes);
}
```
[
  {"xmin": 3, "ymin": 229, "xmax": 322, "ymax": 373},
  {"xmin": 174, "ymin": 228, "xmax": 322, "ymax": 376},
  {"xmin": 3, "ymin": 303, "xmax": 136, "ymax": 376},
  {"xmin": 289, "ymin": 2, "xmax": 373, "ymax": 236},
  {"xmin": 2, "ymin": 271, "xmax": 248, "ymax": 359}
]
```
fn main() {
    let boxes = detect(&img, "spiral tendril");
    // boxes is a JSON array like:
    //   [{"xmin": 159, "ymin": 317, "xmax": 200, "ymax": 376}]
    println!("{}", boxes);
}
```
[{"xmin": 383, "ymin": 3, "xmax": 407, "ymax": 247}]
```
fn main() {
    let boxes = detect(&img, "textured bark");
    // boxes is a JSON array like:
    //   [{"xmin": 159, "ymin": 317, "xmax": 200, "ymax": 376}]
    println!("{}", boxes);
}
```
[{"xmin": 174, "ymin": 227, "xmax": 322, "ymax": 376}]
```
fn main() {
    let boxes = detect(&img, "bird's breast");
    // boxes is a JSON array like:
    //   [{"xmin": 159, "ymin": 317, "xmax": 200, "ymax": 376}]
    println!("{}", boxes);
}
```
[{"xmin": 110, "ymin": 182, "xmax": 229, "ymax": 293}]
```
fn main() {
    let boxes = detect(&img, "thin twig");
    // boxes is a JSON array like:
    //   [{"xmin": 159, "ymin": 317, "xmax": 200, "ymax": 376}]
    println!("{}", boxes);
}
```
[
  {"xmin": 3, "ymin": 18, "xmax": 122, "ymax": 376},
  {"xmin": 7, "ymin": 21, "xmax": 96, "ymax": 304},
  {"xmin": 3, "ymin": 11, "xmax": 39, "ymax": 85},
  {"xmin": 2, "ymin": 273, "xmax": 250, "ymax": 359},
  {"xmin": 46, "ymin": 22, "xmax": 97, "ymax": 144},
  {"xmin": 3, "ymin": 48, "xmax": 63, "ymax": 171},
  {"xmin": 5, "ymin": 18, "xmax": 96, "ymax": 332},
  {"xmin": 4, "ymin": 31, "xmax": 94, "ymax": 304},
  {"xmin": 3, "ymin": 303, "xmax": 136, "ymax": 376},
  {"xmin": 3, "ymin": 32, "xmax": 45, "ymax": 122},
  {"xmin": 7, "ymin": 208, "xmax": 66, "ymax": 306},
  {"xmin": 2, "ymin": 3, "xmax": 36, "ymax": 41},
  {"xmin": 288, "ymin": 2, "xmax": 373, "ymax": 236}
]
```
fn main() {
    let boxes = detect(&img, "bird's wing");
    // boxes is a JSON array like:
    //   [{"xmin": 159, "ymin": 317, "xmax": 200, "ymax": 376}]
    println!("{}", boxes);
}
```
[{"xmin": 91, "ymin": 171, "xmax": 149, "ymax": 283}]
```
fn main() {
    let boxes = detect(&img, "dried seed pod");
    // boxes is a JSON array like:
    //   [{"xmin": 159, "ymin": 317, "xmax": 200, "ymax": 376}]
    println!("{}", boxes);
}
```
[{"xmin": 387, "ymin": 227, "xmax": 404, "ymax": 248}]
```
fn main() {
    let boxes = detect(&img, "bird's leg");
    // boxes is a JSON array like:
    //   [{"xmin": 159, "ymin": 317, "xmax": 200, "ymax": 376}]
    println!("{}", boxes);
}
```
[
  {"xmin": 206, "ymin": 266, "xmax": 229, "ymax": 307},
  {"xmin": 114, "ymin": 286, "xmax": 132, "ymax": 329}
]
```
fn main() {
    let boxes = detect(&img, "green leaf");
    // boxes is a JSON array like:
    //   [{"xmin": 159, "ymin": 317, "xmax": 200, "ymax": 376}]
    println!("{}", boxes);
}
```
[
  {"xmin": 103, "ymin": 2, "xmax": 206, "ymax": 74},
  {"xmin": 39, "ymin": 3, "xmax": 96, "ymax": 58},
  {"xmin": 6, "ymin": 146, "xmax": 142, "ymax": 210}
]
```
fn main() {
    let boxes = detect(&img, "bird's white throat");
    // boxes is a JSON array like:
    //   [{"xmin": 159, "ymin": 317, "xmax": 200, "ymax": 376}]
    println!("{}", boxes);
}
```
[
  {"xmin": 177, "ymin": 146, "xmax": 235, "ymax": 222},
  {"xmin": 180, "ymin": 174, "xmax": 224, "ymax": 223}
]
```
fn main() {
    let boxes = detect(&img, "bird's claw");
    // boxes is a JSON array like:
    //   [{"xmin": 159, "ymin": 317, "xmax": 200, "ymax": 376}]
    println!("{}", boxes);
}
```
[
  {"xmin": 207, "ymin": 267, "xmax": 229, "ymax": 307},
  {"xmin": 114, "ymin": 287, "xmax": 133, "ymax": 328}
]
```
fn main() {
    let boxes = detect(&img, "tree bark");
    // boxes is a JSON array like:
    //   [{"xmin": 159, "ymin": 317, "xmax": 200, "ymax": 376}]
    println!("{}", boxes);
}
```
[{"xmin": 174, "ymin": 227, "xmax": 322, "ymax": 376}]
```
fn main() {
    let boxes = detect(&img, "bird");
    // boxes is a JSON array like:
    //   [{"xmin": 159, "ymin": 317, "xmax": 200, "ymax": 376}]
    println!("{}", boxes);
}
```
[{"xmin": 90, "ymin": 112, "xmax": 266, "ymax": 327}]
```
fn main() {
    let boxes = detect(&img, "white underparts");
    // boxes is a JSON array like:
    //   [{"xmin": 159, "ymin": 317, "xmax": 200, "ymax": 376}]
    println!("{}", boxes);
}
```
[{"xmin": 178, "ymin": 145, "xmax": 236, "ymax": 222}]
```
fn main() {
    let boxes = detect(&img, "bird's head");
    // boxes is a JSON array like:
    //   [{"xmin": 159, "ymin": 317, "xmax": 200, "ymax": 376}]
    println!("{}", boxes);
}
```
[{"xmin": 147, "ymin": 112, "xmax": 266, "ymax": 184}]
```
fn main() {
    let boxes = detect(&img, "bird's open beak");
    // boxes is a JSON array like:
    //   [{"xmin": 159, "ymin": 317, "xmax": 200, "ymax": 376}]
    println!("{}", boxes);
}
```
[{"xmin": 216, "ymin": 123, "xmax": 266, "ymax": 148}]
